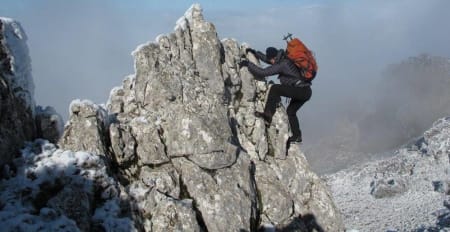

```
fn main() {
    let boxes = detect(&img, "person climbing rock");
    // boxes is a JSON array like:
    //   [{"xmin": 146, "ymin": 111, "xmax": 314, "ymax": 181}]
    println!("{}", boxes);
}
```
[{"xmin": 239, "ymin": 46, "xmax": 313, "ymax": 144}]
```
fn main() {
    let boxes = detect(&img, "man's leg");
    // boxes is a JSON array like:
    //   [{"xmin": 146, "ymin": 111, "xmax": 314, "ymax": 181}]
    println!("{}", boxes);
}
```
[
  {"xmin": 287, "ymin": 100, "xmax": 306, "ymax": 141},
  {"xmin": 263, "ymin": 84, "xmax": 283, "ymax": 121},
  {"xmin": 259, "ymin": 84, "xmax": 311, "ymax": 126}
]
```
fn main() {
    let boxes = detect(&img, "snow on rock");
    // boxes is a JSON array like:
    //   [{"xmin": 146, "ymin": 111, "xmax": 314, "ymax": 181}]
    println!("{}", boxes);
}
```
[
  {"xmin": 35, "ymin": 106, "xmax": 64, "ymax": 143},
  {"xmin": 0, "ymin": 17, "xmax": 35, "ymax": 112},
  {"xmin": 0, "ymin": 139, "xmax": 135, "ymax": 231},
  {"xmin": 326, "ymin": 117, "xmax": 450, "ymax": 231},
  {"xmin": 0, "ymin": 17, "xmax": 37, "ymax": 167},
  {"xmin": 59, "ymin": 99, "xmax": 110, "ymax": 156},
  {"xmin": 174, "ymin": 3, "xmax": 201, "ymax": 31}
]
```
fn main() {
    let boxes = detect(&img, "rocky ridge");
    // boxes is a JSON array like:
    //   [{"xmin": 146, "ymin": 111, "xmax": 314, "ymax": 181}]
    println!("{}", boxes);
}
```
[{"xmin": 0, "ymin": 5, "xmax": 343, "ymax": 232}]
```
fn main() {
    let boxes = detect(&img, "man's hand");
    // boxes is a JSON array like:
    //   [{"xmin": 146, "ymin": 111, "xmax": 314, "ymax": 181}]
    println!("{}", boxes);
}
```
[
  {"xmin": 246, "ymin": 48, "xmax": 256, "ymax": 55},
  {"xmin": 239, "ymin": 59, "xmax": 249, "ymax": 68}
]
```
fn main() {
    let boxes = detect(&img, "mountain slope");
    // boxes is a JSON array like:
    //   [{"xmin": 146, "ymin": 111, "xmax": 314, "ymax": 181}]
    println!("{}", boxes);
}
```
[{"xmin": 326, "ymin": 117, "xmax": 450, "ymax": 231}]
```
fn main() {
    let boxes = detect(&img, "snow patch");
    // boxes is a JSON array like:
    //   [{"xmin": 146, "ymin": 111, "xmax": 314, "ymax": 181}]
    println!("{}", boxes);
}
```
[
  {"xmin": 131, "ymin": 40, "xmax": 152, "ymax": 57},
  {"xmin": 0, "ymin": 140, "xmax": 135, "ymax": 231},
  {"xmin": 174, "ymin": 3, "xmax": 201, "ymax": 31},
  {"xmin": 68, "ymin": 99, "xmax": 110, "ymax": 127}
]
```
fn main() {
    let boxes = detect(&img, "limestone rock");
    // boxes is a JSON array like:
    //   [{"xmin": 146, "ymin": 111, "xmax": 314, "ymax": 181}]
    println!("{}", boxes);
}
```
[
  {"xmin": 59, "ymin": 99, "xmax": 110, "ymax": 155},
  {"xmin": 149, "ymin": 196, "xmax": 201, "ymax": 232},
  {"xmin": 56, "ymin": 4, "xmax": 343, "ymax": 231},
  {"xmin": 99, "ymin": 5, "xmax": 343, "ymax": 231},
  {"xmin": 0, "ymin": 18, "xmax": 36, "ymax": 167}
]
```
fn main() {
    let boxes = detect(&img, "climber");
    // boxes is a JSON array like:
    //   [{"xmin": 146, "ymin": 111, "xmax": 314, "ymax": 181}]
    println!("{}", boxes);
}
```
[{"xmin": 239, "ymin": 47, "xmax": 312, "ymax": 144}]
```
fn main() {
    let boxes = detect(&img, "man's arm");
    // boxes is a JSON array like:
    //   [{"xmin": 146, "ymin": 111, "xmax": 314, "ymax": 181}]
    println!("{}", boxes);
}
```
[
  {"xmin": 255, "ymin": 51, "xmax": 271, "ymax": 64},
  {"xmin": 246, "ymin": 48, "xmax": 270, "ymax": 64},
  {"xmin": 247, "ymin": 62, "xmax": 283, "ymax": 78}
]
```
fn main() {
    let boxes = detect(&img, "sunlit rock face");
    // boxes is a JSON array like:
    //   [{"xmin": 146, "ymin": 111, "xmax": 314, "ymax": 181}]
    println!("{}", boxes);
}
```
[
  {"xmin": 95, "ymin": 4, "xmax": 342, "ymax": 231},
  {"xmin": 1, "ymin": 4, "xmax": 343, "ymax": 231}
]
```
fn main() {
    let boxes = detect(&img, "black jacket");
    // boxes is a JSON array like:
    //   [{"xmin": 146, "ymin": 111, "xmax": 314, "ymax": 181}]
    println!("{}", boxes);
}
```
[{"xmin": 248, "ymin": 50, "xmax": 311, "ymax": 87}]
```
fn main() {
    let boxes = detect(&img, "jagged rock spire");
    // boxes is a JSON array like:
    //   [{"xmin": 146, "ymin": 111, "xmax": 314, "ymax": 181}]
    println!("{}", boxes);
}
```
[{"xmin": 59, "ymin": 4, "xmax": 344, "ymax": 231}]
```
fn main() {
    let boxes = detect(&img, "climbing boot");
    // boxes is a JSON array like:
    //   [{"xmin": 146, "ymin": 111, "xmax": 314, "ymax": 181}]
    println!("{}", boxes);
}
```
[
  {"xmin": 288, "ymin": 136, "xmax": 302, "ymax": 144},
  {"xmin": 254, "ymin": 111, "xmax": 271, "ymax": 126}
]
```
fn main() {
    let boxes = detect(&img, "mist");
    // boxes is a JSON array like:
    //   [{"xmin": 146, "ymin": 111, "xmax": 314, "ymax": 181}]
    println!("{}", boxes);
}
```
[{"xmin": 2, "ymin": 0, "xmax": 450, "ymax": 173}]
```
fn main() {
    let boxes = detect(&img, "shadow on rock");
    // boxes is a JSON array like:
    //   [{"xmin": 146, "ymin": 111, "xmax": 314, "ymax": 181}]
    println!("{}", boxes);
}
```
[{"xmin": 254, "ymin": 214, "xmax": 324, "ymax": 232}]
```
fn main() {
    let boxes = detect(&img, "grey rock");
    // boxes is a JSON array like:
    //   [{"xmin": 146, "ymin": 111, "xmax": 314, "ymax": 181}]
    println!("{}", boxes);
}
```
[
  {"xmin": 255, "ymin": 160, "xmax": 294, "ymax": 224},
  {"xmin": 59, "ymin": 99, "xmax": 109, "ymax": 155},
  {"xmin": 0, "ymin": 18, "xmax": 35, "ymax": 109},
  {"xmin": 139, "ymin": 165, "xmax": 180, "ymax": 198},
  {"xmin": 370, "ymin": 177, "xmax": 407, "ymax": 198},
  {"xmin": 131, "ymin": 6, "xmax": 232, "ymax": 159},
  {"xmin": 129, "ymin": 117, "xmax": 168, "ymax": 166},
  {"xmin": 172, "ymin": 154, "xmax": 254, "ymax": 231},
  {"xmin": 424, "ymin": 117, "xmax": 450, "ymax": 157},
  {"xmin": 127, "ymin": 171, "xmax": 201, "ymax": 231},
  {"xmin": 0, "ymin": 18, "xmax": 36, "ymax": 167},
  {"xmin": 149, "ymin": 195, "xmax": 201, "ymax": 232},
  {"xmin": 35, "ymin": 105, "xmax": 64, "ymax": 143},
  {"xmin": 187, "ymin": 142, "xmax": 239, "ymax": 169},
  {"xmin": 107, "ymin": 75, "xmax": 139, "ymax": 117},
  {"xmin": 56, "ymin": 4, "xmax": 343, "ymax": 231},
  {"xmin": 258, "ymin": 147, "xmax": 344, "ymax": 231},
  {"xmin": 109, "ymin": 122, "xmax": 137, "ymax": 167},
  {"xmin": 47, "ymin": 185, "xmax": 92, "ymax": 231}
]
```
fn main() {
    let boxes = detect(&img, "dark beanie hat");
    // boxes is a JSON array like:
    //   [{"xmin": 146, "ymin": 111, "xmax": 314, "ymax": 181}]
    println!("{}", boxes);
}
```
[{"xmin": 266, "ymin": 47, "xmax": 278, "ymax": 59}]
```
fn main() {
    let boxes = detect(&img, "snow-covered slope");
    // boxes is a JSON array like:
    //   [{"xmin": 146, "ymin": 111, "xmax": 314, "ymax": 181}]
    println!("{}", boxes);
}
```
[
  {"xmin": 326, "ymin": 117, "xmax": 450, "ymax": 231},
  {"xmin": 0, "ymin": 140, "xmax": 134, "ymax": 231}
]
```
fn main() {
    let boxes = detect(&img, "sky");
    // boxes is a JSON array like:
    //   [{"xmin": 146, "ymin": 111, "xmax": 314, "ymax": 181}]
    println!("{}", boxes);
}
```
[{"xmin": 2, "ymin": 0, "xmax": 450, "ymax": 149}]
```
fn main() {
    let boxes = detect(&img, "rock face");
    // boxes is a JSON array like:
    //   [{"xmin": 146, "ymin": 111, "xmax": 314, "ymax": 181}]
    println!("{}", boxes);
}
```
[
  {"xmin": 326, "ymin": 117, "xmax": 450, "ymax": 231},
  {"xmin": 59, "ymin": 4, "xmax": 343, "ymax": 231},
  {"xmin": 35, "ymin": 106, "xmax": 64, "ymax": 144},
  {"xmin": 0, "ymin": 18, "xmax": 63, "ymax": 168},
  {"xmin": 0, "ymin": 18, "xmax": 36, "ymax": 167}
]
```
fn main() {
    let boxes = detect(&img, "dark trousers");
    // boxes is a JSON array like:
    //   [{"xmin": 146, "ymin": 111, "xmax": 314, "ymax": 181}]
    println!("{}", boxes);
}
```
[{"xmin": 264, "ymin": 84, "xmax": 312, "ymax": 139}]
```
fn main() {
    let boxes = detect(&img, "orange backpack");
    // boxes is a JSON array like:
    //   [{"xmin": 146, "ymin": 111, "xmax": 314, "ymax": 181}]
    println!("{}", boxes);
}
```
[{"xmin": 285, "ymin": 34, "xmax": 318, "ymax": 80}]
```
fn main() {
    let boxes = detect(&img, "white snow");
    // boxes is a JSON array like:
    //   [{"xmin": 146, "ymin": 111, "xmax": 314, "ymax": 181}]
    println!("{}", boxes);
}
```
[
  {"xmin": 68, "ymin": 99, "xmax": 110, "ymax": 128},
  {"xmin": 131, "ymin": 40, "xmax": 152, "ymax": 57},
  {"xmin": 326, "ymin": 117, "xmax": 450, "ymax": 231},
  {"xmin": 0, "ymin": 140, "xmax": 135, "ymax": 231},
  {"xmin": 175, "ymin": 16, "xmax": 188, "ymax": 31},
  {"xmin": 174, "ymin": 3, "xmax": 201, "ymax": 31},
  {"xmin": 0, "ymin": 17, "xmax": 35, "ymax": 113}
]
